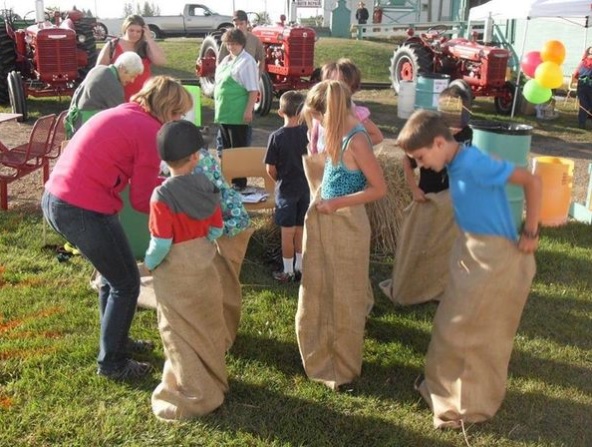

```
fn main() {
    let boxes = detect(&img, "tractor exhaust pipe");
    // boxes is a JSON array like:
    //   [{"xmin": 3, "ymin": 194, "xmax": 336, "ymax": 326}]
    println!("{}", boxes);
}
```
[{"xmin": 35, "ymin": 0, "xmax": 45, "ymax": 23}]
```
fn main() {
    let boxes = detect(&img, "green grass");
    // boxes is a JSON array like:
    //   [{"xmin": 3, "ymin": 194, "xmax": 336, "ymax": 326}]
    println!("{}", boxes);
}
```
[
  {"xmin": 1, "ymin": 37, "xmax": 591, "ymax": 447},
  {"xmin": 1, "ymin": 209, "xmax": 592, "ymax": 446}
]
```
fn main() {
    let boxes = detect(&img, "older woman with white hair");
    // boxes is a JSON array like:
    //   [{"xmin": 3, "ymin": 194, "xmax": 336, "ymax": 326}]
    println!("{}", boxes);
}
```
[{"xmin": 65, "ymin": 51, "xmax": 145, "ymax": 137}]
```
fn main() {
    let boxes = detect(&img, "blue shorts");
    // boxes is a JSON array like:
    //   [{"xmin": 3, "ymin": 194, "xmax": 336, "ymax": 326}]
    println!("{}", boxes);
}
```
[{"xmin": 274, "ymin": 192, "xmax": 310, "ymax": 227}]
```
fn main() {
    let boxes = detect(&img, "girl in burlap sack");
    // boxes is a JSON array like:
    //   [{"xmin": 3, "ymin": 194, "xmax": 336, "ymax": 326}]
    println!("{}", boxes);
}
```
[
  {"xmin": 296, "ymin": 80, "xmax": 386, "ymax": 390},
  {"xmin": 397, "ymin": 110, "xmax": 542, "ymax": 429}
]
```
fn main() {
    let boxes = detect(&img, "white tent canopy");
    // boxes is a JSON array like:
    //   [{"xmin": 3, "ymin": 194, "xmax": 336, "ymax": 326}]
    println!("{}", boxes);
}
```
[
  {"xmin": 469, "ymin": 0, "xmax": 591, "ymax": 116},
  {"xmin": 469, "ymin": 0, "xmax": 592, "ymax": 23}
]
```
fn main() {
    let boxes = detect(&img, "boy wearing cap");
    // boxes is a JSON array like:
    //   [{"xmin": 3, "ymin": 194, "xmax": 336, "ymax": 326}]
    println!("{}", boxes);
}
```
[{"xmin": 145, "ymin": 120, "xmax": 228, "ymax": 421}]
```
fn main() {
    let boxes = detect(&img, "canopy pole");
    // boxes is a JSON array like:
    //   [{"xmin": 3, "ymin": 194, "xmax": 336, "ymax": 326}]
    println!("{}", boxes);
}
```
[{"xmin": 510, "ymin": 18, "xmax": 530, "ymax": 118}]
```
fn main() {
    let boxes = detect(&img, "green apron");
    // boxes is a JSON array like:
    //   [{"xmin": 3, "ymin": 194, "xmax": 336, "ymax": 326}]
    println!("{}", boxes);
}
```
[{"xmin": 214, "ymin": 56, "xmax": 248, "ymax": 125}]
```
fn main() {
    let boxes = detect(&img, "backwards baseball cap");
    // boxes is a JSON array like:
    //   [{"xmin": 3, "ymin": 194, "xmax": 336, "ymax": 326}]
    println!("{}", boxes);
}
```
[
  {"xmin": 157, "ymin": 120, "xmax": 204, "ymax": 162},
  {"xmin": 233, "ymin": 10, "xmax": 248, "ymax": 22}
]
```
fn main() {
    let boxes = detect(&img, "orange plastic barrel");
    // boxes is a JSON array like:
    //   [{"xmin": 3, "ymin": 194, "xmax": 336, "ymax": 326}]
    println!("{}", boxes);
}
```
[{"xmin": 532, "ymin": 156, "xmax": 574, "ymax": 226}]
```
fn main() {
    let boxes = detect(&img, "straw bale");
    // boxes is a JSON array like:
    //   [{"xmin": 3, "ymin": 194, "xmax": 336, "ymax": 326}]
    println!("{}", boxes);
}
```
[{"xmin": 366, "ymin": 147, "xmax": 413, "ymax": 255}]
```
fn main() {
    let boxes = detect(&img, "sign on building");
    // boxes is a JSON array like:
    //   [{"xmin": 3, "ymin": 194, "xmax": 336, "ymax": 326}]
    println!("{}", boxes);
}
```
[{"xmin": 295, "ymin": 0, "xmax": 322, "ymax": 7}]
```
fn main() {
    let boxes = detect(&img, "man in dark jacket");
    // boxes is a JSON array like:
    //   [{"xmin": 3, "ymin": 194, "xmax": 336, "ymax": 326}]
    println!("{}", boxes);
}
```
[{"xmin": 356, "ymin": 2, "xmax": 369, "ymax": 24}]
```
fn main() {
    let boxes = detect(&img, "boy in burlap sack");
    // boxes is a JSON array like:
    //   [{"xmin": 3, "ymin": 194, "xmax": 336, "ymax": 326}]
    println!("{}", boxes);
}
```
[
  {"xmin": 379, "ymin": 84, "xmax": 473, "ymax": 305},
  {"xmin": 145, "ymin": 120, "xmax": 228, "ymax": 421},
  {"xmin": 297, "ymin": 80, "xmax": 386, "ymax": 390},
  {"xmin": 397, "ymin": 110, "xmax": 541, "ymax": 429}
]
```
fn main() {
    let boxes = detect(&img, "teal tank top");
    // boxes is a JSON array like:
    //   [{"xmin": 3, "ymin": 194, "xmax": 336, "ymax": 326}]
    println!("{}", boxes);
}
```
[{"xmin": 321, "ymin": 124, "xmax": 369, "ymax": 199}]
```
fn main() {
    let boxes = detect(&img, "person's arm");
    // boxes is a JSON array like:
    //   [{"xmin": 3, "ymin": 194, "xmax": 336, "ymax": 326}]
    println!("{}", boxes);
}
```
[
  {"xmin": 244, "ymin": 91, "xmax": 258, "ymax": 124},
  {"xmin": 266, "ymin": 164, "xmax": 278, "ymax": 182},
  {"xmin": 143, "ymin": 25, "xmax": 166, "ymax": 66},
  {"xmin": 316, "ymin": 133, "xmax": 386, "ymax": 213},
  {"xmin": 403, "ymin": 156, "xmax": 426, "ymax": 202},
  {"xmin": 96, "ymin": 41, "xmax": 112, "ymax": 66},
  {"xmin": 509, "ymin": 167, "xmax": 542, "ymax": 254},
  {"xmin": 145, "ymin": 199, "xmax": 173, "ymax": 269}
]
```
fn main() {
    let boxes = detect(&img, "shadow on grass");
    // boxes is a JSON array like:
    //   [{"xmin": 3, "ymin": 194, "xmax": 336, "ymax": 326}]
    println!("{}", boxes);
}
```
[
  {"xmin": 471, "ymin": 389, "xmax": 592, "ymax": 446},
  {"xmin": 208, "ymin": 381, "xmax": 458, "ymax": 447}
]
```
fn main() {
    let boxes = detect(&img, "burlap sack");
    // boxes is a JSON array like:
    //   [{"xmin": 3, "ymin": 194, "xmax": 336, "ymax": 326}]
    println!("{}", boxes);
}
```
[
  {"xmin": 296, "ymin": 201, "xmax": 373, "ymax": 390},
  {"xmin": 214, "ymin": 228, "xmax": 255, "ymax": 351},
  {"xmin": 418, "ymin": 232, "xmax": 536, "ymax": 428},
  {"xmin": 137, "ymin": 263, "xmax": 156, "ymax": 309},
  {"xmin": 302, "ymin": 153, "xmax": 326, "ymax": 198},
  {"xmin": 151, "ymin": 238, "xmax": 228, "ymax": 421},
  {"xmin": 379, "ymin": 190, "xmax": 458, "ymax": 305}
]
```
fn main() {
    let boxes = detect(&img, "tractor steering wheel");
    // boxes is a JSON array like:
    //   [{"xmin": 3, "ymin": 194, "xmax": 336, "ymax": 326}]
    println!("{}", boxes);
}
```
[
  {"xmin": 23, "ymin": 10, "xmax": 51, "ymax": 26},
  {"xmin": 426, "ymin": 24, "xmax": 448, "ymax": 37}
]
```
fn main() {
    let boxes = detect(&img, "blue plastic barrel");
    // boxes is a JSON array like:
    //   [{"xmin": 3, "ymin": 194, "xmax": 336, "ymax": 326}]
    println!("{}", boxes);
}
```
[
  {"xmin": 470, "ymin": 120, "xmax": 533, "ymax": 232},
  {"xmin": 415, "ymin": 74, "xmax": 450, "ymax": 110}
]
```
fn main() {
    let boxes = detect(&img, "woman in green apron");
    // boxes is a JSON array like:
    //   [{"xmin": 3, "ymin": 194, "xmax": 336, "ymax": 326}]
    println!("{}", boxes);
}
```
[{"xmin": 214, "ymin": 28, "xmax": 259, "ymax": 188}]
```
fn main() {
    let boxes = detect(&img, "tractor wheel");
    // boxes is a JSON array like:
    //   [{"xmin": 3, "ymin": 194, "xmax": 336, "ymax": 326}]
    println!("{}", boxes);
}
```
[
  {"xmin": 93, "ymin": 22, "xmax": 108, "ymax": 41},
  {"xmin": 448, "ymin": 79, "xmax": 473, "ymax": 107},
  {"xmin": 75, "ymin": 18, "xmax": 98, "ymax": 80},
  {"xmin": 0, "ymin": 18, "xmax": 17, "ymax": 105},
  {"xmin": 198, "ymin": 32, "xmax": 223, "ymax": 97},
  {"xmin": 494, "ymin": 81, "xmax": 516, "ymax": 115},
  {"xmin": 390, "ymin": 42, "xmax": 433, "ymax": 93},
  {"xmin": 7, "ymin": 71, "xmax": 28, "ymax": 122},
  {"xmin": 254, "ymin": 72, "xmax": 273, "ymax": 117}
]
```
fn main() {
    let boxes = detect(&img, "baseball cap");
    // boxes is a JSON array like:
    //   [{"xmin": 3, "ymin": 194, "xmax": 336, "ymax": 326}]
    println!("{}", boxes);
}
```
[
  {"xmin": 233, "ymin": 10, "xmax": 248, "ymax": 22},
  {"xmin": 157, "ymin": 120, "xmax": 204, "ymax": 162}
]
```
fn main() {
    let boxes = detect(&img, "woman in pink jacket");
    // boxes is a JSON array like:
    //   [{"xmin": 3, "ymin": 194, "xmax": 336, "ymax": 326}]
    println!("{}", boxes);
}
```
[{"xmin": 42, "ymin": 76, "xmax": 192, "ymax": 381}]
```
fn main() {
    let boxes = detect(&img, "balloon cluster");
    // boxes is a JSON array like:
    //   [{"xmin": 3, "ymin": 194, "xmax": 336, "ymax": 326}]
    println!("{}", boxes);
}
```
[{"xmin": 520, "ymin": 40, "xmax": 566, "ymax": 104}]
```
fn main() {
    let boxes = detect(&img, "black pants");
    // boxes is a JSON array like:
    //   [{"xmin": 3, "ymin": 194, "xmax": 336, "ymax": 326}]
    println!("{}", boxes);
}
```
[
  {"xmin": 577, "ymin": 81, "xmax": 592, "ymax": 127},
  {"xmin": 220, "ymin": 124, "xmax": 248, "ymax": 188}
]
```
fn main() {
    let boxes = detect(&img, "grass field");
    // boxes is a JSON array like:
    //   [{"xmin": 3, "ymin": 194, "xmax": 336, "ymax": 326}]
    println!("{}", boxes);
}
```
[{"xmin": 0, "ymin": 37, "xmax": 591, "ymax": 447}]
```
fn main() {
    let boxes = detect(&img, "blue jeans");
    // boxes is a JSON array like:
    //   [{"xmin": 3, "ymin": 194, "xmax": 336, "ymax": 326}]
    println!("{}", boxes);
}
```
[{"xmin": 41, "ymin": 191, "xmax": 140, "ymax": 372}]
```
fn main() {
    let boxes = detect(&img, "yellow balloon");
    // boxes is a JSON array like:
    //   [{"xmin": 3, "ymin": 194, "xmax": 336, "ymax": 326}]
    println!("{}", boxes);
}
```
[
  {"xmin": 540, "ymin": 40, "xmax": 566, "ymax": 65},
  {"xmin": 534, "ymin": 61, "xmax": 563, "ymax": 89}
]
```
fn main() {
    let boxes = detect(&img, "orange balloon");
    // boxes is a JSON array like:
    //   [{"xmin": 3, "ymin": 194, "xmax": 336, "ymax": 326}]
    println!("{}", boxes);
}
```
[{"xmin": 540, "ymin": 40, "xmax": 566, "ymax": 65}]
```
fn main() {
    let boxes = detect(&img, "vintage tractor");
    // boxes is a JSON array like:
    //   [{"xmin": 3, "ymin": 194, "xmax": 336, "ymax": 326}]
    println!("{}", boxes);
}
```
[
  {"xmin": 196, "ymin": 19, "xmax": 320, "ymax": 116},
  {"xmin": 390, "ymin": 25, "xmax": 515, "ymax": 114},
  {"xmin": 0, "ymin": 3, "xmax": 98, "ymax": 122}
]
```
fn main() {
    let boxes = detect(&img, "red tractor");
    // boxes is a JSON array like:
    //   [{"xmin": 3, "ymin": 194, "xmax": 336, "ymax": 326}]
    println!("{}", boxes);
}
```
[
  {"xmin": 196, "ymin": 20, "xmax": 320, "ymax": 116},
  {"xmin": 390, "ymin": 25, "xmax": 516, "ymax": 114},
  {"xmin": 0, "ymin": 5, "xmax": 98, "ymax": 122}
]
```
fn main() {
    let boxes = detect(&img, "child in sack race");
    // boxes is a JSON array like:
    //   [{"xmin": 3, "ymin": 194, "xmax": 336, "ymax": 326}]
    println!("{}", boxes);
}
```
[
  {"xmin": 379, "ymin": 83, "xmax": 473, "ymax": 306},
  {"xmin": 296, "ymin": 80, "xmax": 386, "ymax": 390},
  {"xmin": 144, "ymin": 120, "xmax": 228, "ymax": 421},
  {"xmin": 396, "ymin": 109, "xmax": 541, "ymax": 429}
]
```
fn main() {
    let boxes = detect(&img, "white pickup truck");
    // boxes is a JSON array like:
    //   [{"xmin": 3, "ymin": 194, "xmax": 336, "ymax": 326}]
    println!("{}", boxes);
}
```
[{"xmin": 96, "ymin": 4, "xmax": 233, "ymax": 39}]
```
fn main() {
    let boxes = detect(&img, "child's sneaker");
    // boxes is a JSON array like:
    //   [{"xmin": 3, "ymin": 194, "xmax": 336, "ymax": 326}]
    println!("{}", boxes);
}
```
[
  {"xmin": 293, "ymin": 271, "xmax": 302, "ymax": 283},
  {"xmin": 97, "ymin": 359, "xmax": 153, "ymax": 381},
  {"xmin": 273, "ymin": 271, "xmax": 295, "ymax": 283}
]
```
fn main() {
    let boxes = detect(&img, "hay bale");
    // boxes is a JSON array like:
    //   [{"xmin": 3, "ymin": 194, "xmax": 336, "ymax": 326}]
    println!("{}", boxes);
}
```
[{"xmin": 366, "ymin": 148, "xmax": 413, "ymax": 255}]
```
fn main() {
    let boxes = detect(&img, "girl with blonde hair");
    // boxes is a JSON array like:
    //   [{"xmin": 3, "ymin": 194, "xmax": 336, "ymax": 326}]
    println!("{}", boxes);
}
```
[{"xmin": 296, "ymin": 80, "xmax": 386, "ymax": 390}]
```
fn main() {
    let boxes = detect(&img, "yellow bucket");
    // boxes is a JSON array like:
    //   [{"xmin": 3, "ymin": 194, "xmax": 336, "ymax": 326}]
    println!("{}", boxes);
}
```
[{"xmin": 532, "ymin": 156, "xmax": 574, "ymax": 226}]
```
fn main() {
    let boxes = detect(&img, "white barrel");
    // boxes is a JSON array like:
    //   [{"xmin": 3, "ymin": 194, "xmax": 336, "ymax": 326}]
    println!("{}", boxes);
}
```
[{"xmin": 397, "ymin": 81, "xmax": 416, "ymax": 119}]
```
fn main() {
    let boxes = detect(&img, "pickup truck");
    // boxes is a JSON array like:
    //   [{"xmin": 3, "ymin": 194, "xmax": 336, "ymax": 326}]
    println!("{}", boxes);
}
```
[{"xmin": 96, "ymin": 4, "xmax": 233, "ymax": 39}]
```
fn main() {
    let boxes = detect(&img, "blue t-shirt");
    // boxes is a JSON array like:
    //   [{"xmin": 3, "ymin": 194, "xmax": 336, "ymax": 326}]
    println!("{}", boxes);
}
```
[{"xmin": 447, "ymin": 145, "xmax": 517, "ymax": 241}]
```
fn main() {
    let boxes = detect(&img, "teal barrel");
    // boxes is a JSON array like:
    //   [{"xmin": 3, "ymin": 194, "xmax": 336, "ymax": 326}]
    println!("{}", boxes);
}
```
[
  {"xmin": 415, "ymin": 74, "xmax": 450, "ymax": 110},
  {"xmin": 119, "ymin": 186, "xmax": 150, "ymax": 260},
  {"xmin": 469, "ymin": 121, "xmax": 533, "ymax": 232}
]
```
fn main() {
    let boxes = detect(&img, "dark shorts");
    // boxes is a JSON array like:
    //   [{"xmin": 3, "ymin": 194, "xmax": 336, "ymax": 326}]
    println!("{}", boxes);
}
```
[{"xmin": 274, "ymin": 192, "xmax": 310, "ymax": 227}]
